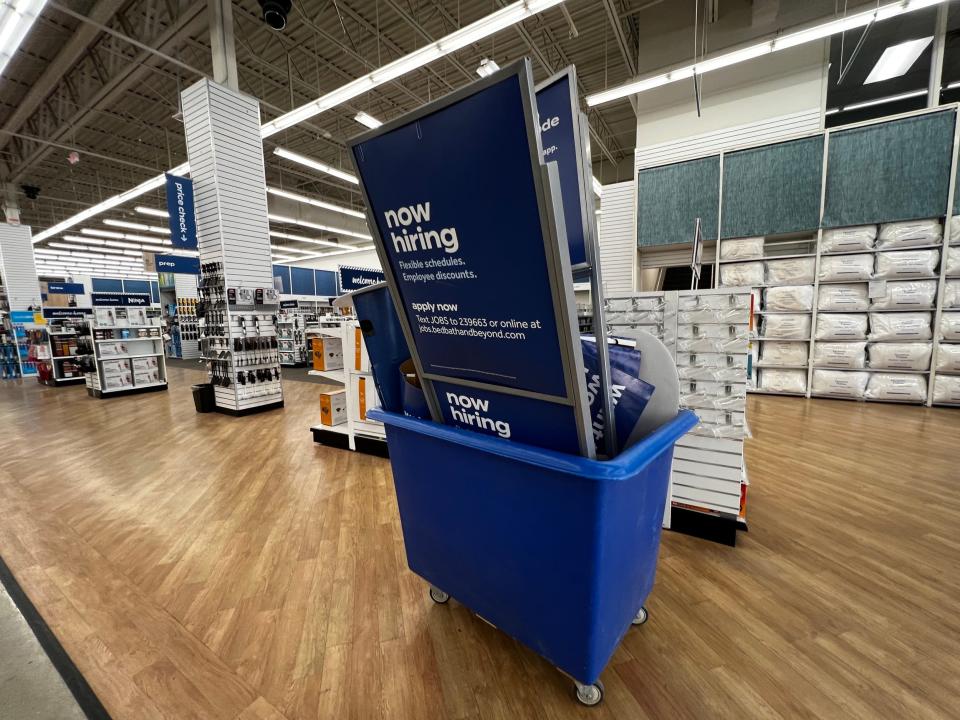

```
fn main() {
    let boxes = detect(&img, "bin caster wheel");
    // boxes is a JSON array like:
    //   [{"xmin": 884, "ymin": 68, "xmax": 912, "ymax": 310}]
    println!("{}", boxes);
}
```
[
  {"xmin": 429, "ymin": 586, "xmax": 450, "ymax": 604},
  {"xmin": 575, "ymin": 680, "xmax": 604, "ymax": 707},
  {"xmin": 632, "ymin": 606, "xmax": 649, "ymax": 626}
]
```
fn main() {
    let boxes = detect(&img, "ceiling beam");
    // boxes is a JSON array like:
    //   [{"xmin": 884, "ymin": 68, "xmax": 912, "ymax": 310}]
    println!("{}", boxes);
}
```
[{"xmin": 600, "ymin": 0, "xmax": 637, "ymax": 77}]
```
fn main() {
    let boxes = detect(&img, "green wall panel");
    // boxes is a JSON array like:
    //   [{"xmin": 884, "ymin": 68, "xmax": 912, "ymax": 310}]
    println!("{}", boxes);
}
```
[
  {"xmin": 953, "ymin": 139, "xmax": 960, "ymax": 216},
  {"xmin": 824, "ymin": 110, "xmax": 955, "ymax": 228},
  {"xmin": 721, "ymin": 136, "xmax": 824, "ymax": 239},
  {"xmin": 637, "ymin": 156, "xmax": 719, "ymax": 247}
]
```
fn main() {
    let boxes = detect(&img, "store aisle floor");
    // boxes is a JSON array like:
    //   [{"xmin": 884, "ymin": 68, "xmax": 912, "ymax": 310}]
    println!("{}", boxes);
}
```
[{"xmin": 0, "ymin": 369, "xmax": 958, "ymax": 719}]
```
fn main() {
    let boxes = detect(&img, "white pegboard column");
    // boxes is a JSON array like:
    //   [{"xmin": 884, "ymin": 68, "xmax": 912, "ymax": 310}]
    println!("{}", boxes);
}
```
[
  {"xmin": 598, "ymin": 182, "xmax": 637, "ymax": 294},
  {"xmin": 0, "ymin": 224, "xmax": 42, "ymax": 310},
  {"xmin": 181, "ymin": 78, "xmax": 283, "ymax": 413}
]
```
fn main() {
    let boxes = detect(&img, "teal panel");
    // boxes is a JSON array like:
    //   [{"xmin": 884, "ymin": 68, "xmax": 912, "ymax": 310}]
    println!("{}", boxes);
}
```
[
  {"xmin": 721, "ymin": 136, "xmax": 824, "ymax": 239},
  {"xmin": 954, "ymin": 140, "xmax": 960, "ymax": 216},
  {"xmin": 637, "ymin": 156, "xmax": 719, "ymax": 247},
  {"xmin": 824, "ymin": 110, "xmax": 955, "ymax": 228}
]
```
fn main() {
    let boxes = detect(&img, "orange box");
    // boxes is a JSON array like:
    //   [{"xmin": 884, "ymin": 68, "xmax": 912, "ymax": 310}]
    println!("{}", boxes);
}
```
[
  {"xmin": 319, "ymin": 390, "xmax": 347, "ymax": 426},
  {"xmin": 312, "ymin": 336, "xmax": 343, "ymax": 371}
]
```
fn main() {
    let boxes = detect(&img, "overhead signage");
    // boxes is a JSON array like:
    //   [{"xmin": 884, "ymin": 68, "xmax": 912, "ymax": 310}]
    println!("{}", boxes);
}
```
[
  {"xmin": 535, "ymin": 68, "xmax": 591, "ymax": 269},
  {"xmin": 47, "ymin": 282, "xmax": 85, "ymax": 295},
  {"xmin": 338, "ymin": 265, "xmax": 385, "ymax": 292},
  {"xmin": 155, "ymin": 253, "xmax": 200, "ymax": 275},
  {"xmin": 350, "ymin": 59, "xmax": 594, "ymax": 457},
  {"xmin": 10, "ymin": 311, "xmax": 35, "ymax": 323},
  {"xmin": 279, "ymin": 299, "xmax": 299, "ymax": 309},
  {"xmin": 42, "ymin": 307, "xmax": 92, "ymax": 319},
  {"xmin": 165, "ymin": 173, "xmax": 197, "ymax": 250},
  {"xmin": 91, "ymin": 293, "xmax": 150, "ymax": 307}
]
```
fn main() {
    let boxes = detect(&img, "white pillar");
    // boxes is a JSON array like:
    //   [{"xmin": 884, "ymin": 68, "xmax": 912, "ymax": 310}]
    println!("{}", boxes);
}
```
[
  {"xmin": 0, "ymin": 224, "xmax": 41, "ymax": 309},
  {"xmin": 928, "ymin": 3, "xmax": 948, "ymax": 108},
  {"xmin": 208, "ymin": 0, "xmax": 239, "ymax": 91}
]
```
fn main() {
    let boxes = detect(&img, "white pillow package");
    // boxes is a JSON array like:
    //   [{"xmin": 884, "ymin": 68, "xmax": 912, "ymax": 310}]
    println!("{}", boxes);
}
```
[
  {"xmin": 760, "ymin": 341, "xmax": 809, "ymax": 366},
  {"xmin": 759, "ymin": 369, "xmax": 807, "ymax": 394},
  {"xmin": 812, "ymin": 369, "xmax": 869, "ymax": 398},
  {"xmin": 720, "ymin": 237, "xmax": 764, "ymax": 260},
  {"xmin": 945, "ymin": 280, "xmax": 960, "ymax": 308},
  {"xmin": 951, "ymin": 216, "xmax": 960, "ymax": 244},
  {"xmin": 818, "ymin": 254, "xmax": 873, "ymax": 282},
  {"xmin": 764, "ymin": 285, "xmax": 814, "ymax": 312},
  {"xmin": 869, "ymin": 312, "xmax": 932, "ymax": 341},
  {"xmin": 815, "ymin": 313, "xmax": 868, "ymax": 340},
  {"xmin": 946, "ymin": 246, "xmax": 960, "ymax": 277},
  {"xmin": 940, "ymin": 312, "xmax": 960, "ymax": 341},
  {"xmin": 864, "ymin": 373, "xmax": 927, "ymax": 403},
  {"xmin": 766, "ymin": 257, "xmax": 815, "ymax": 285},
  {"xmin": 813, "ymin": 342, "xmax": 866, "ymax": 368},
  {"xmin": 720, "ymin": 262, "xmax": 764, "ymax": 287},
  {"xmin": 876, "ymin": 219, "xmax": 942, "ymax": 249},
  {"xmin": 867, "ymin": 342, "xmax": 932, "ymax": 371},
  {"xmin": 762, "ymin": 314, "xmax": 811, "ymax": 340},
  {"xmin": 936, "ymin": 342, "xmax": 960, "ymax": 372},
  {"xmin": 874, "ymin": 249, "xmax": 939, "ymax": 279},
  {"xmin": 817, "ymin": 283, "xmax": 869, "ymax": 311},
  {"xmin": 821, "ymin": 225, "xmax": 876, "ymax": 252},
  {"xmin": 933, "ymin": 375, "xmax": 960, "ymax": 404},
  {"xmin": 869, "ymin": 280, "xmax": 938, "ymax": 310}
]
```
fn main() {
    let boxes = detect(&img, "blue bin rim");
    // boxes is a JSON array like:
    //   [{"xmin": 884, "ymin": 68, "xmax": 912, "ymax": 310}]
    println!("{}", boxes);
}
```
[{"xmin": 367, "ymin": 407, "xmax": 699, "ymax": 482}]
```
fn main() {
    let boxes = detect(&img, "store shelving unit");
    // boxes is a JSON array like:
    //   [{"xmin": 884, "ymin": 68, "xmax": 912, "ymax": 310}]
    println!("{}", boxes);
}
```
[
  {"xmin": 36, "ymin": 318, "xmax": 91, "ymax": 386},
  {"xmin": 278, "ymin": 310, "xmax": 308, "ymax": 367},
  {"xmin": 84, "ymin": 307, "xmax": 168, "ymax": 398}
]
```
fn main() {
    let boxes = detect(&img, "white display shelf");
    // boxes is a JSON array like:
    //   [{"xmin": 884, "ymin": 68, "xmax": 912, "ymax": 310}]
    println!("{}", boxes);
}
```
[
  {"xmin": 752, "ymin": 337, "xmax": 811, "ymax": 342},
  {"xmin": 810, "ymin": 393, "xmax": 925, "ymax": 405},
  {"xmin": 92, "ymin": 324, "xmax": 163, "ymax": 330},
  {"xmin": 755, "ymin": 310, "xmax": 813, "ymax": 315},
  {"xmin": 99, "ymin": 352, "xmax": 164, "ymax": 360},
  {"xmin": 749, "ymin": 388, "xmax": 808, "ymax": 397},
  {"xmin": 755, "ymin": 364, "xmax": 808, "ymax": 370},
  {"xmin": 308, "ymin": 368, "xmax": 345, "ymax": 382},
  {"xmin": 96, "ymin": 336, "xmax": 161, "ymax": 342},
  {"xmin": 100, "ymin": 380, "xmax": 168, "ymax": 393},
  {"xmin": 311, "ymin": 422, "xmax": 350, "ymax": 436}
]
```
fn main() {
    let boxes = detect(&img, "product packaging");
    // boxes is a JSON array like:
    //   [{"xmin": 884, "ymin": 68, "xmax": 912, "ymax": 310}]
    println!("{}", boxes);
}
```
[
  {"xmin": 818, "ymin": 254, "xmax": 873, "ymax": 282},
  {"xmin": 821, "ymin": 225, "xmax": 876, "ymax": 252},
  {"xmin": 719, "ymin": 237, "xmax": 764, "ymax": 260},
  {"xmin": 813, "ymin": 342, "xmax": 866, "ymax": 368},
  {"xmin": 764, "ymin": 285, "xmax": 814, "ymax": 312},
  {"xmin": 867, "ymin": 342, "xmax": 932, "ymax": 371},
  {"xmin": 815, "ymin": 313, "xmax": 868, "ymax": 341},
  {"xmin": 869, "ymin": 312, "xmax": 932, "ymax": 341},
  {"xmin": 319, "ymin": 389, "xmax": 348, "ymax": 426},
  {"xmin": 876, "ymin": 219, "xmax": 942, "ymax": 249},
  {"xmin": 864, "ymin": 373, "xmax": 927, "ymax": 402}
]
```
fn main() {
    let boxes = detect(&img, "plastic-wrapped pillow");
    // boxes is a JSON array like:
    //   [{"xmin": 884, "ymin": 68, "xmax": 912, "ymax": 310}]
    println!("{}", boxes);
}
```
[
  {"xmin": 869, "ymin": 280, "xmax": 937, "ymax": 310},
  {"xmin": 940, "ymin": 312, "xmax": 960, "ymax": 341},
  {"xmin": 869, "ymin": 312, "xmax": 932, "ymax": 341},
  {"xmin": 813, "ymin": 342, "xmax": 866, "ymax": 368},
  {"xmin": 867, "ymin": 342, "xmax": 932, "ymax": 371},
  {"xmin": 874, "ymin": 249, "xmax": 939, "ymax": 279},
  {"xmin": 720, "ymin": 262, "xmax": 764, "ymax": 287},
  {"xmin": 760, "ymin": 341, "xmax": 808, "ymax": 366},
  {"xmin": 818, "ymin": 254, "xmax": 873, "ymax": 282},
  {"xmin": 764, "ymin": 285, "xmax": 813, "ymax": 312},
  {"xmin": 821, "ymin": 226, "xmax": 876, "ymax": 252},
  {"xmin": 817, "ymin": 283, "xmax": 869, "ymax": 311},
  {"xmin": 876, "ymin": 219, "xmax": 942, "ymax": 249},
  {"xmin": 812, "ymin": 369, "xmax": 868, "ymax": 398},
  {"xmin": 719, "ymin": 237, "xmax": 764, "ymax": 260},
  {"xmin": 946, "ymin": 246, "xmax": 960, "ymax": 277},
  {"xmin": 815, "ymin": 313, "xmax": 867, "ymax": 340},
  {"xmin": 762, "ymin": 314, "xmax": 811, "ymax": 339},
  {"xmin": 933, "ymin": 375, "xmax": 960, "ymax": 404},
  {"xmin": 766, "ymin": 257, "xmax": 815, "ymax": 285},
  {"xmin": 951, "ymin": 216, "xmax": 960, "ymax": 244},
  {"xmin": 759, "ymin": 369, "xmax": 806, "ymax": 393},
  {"xmin": 945, "ymin": 280, "xmax": 960, "ymax": 308},
  {"xmin": 864, "ymin": 373, "xmax": 927, "ymax": 402},
  {"xmin": 937, "ymin": 342, "xmax": 960, "ymax": 372}
]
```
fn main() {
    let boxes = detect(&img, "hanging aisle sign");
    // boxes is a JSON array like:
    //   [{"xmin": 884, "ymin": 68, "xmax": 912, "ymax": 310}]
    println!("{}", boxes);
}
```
[
  {"xmin": 47, "ymin": 282, "xmax": 85, "ymax": 295},
  {"xmin": 154, "ymin": 253, "xmax": 200, "ymax": 275},
  {"xmin": 91, "ymin": 293, "xmax": 151, "ymax": 307},
  {"xmin": 165, "ymin": 173, "xmax": 197, "ymax": 250},
  {"xmin": 338, "ymin": 265, "xmax": 385, "ymax": 292},
  {"xmin": 350, "ymin": 59, "xmax": 595, "ymax": 457},
  {"xmin": 42, "ymin": 307, "xmax": 92, "ymax": 319}
]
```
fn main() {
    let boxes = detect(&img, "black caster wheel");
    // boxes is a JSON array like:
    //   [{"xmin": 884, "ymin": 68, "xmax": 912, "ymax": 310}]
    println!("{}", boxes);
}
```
[
  {"xmin": 632, "ymin": 606, "xmax": 649, "ymax": 626},
  {"xmin": 428, "ymin": 586, "xmax": 450, "ymax": 604},
  {"xmin": 575, "ymin": 680, "xmax": 604, "ymax": 707}
]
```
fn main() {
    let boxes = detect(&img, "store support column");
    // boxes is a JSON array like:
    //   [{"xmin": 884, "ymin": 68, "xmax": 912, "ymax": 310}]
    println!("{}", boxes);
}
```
[
  {"xmin": 0, "ymin": 224, "xmax": 43, "ymax": 378},
  {"xmin": 181, "ymin": 78, "xmax": 283, "ymax": 414}
]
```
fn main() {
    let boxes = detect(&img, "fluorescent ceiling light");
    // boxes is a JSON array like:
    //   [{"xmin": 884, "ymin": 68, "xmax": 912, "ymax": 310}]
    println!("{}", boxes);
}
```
[
  {"xmin": 586, "ymin": 0, "xmax": 950, "ymax": 107},
  {"xmin": 104, "ymin": 219, "xmax": 150, "ymax": 232},
  {"xmin": 266, "ymin": 187, "xmax": 365, "ymax": 219},
  {"xmin": 825, "ymin": 107, "xmax": 841, "ymax": 115},
  {"xmin": 592, "ymin": 177, "xmax": 603, "ymax": 196},
  {"xmin": 274, "ymin": 148, "xmax": 359, "ymax": 184},
  {"xmin": 476, "ymin": 58, "xmax": 500, "ymax": 77},
  {"xmin": 79, "ymin": 227, "xmax": 169, "ymax": 245},
  {"xmin": 270, "ymin": 230, "xmax": 342, "ymax": 249},
  {"xmin": 354, "ymin": 111, "xmax": 382, "ymax": 129},
  {"xmin": 843, "ymin": 88, "xmax": 927, "ymax": 111},
  {"xmin": 275, "ymin": 243, "xmax": 376, "ymax": 264},
  {"xmin": 865, "ymin": 37, "xmax": 932, "ymax": 84},
  {"xmin": 135, "ymin": 206, "xmax": 168, "ymax": 218},
  {"xmin": 269, "ymin": 213, "xmax": 372, "ymax": 240},
  {"xmin": 0, "ymin": 0, "xmax": 48, "ymax": 78}
]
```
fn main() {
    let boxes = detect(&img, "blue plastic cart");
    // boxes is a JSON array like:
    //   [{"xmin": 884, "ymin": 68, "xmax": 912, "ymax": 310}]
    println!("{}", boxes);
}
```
[{"xmin": 369, "ymin": 406, "xmax": 698, "ymax": 706}]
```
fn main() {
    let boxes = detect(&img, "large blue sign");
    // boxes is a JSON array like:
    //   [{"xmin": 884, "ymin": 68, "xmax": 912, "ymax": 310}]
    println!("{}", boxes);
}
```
[
  {"xmin": 91, "ymin": 293, "xmax": 151, "ymax": 307},
  {"xmin": 535, "ymin": 69, "xmax": 590, "ymax": 269},
  {"xmin": 350, "ymin": 60, "xmax": 593, "ymax": 457},
  {"xmin": 338, "ymin": 265, "xmax": 385, "ymax": 293},
  {"xmin": 154, "ymin": 253, "xmax": 200, "ymax": 275},
  {"xmin": 165, "ymin": 173, "xmax": 197, "ymax": 250},
  {"xmin": 47, "ymin": 282, "xmax": 85, "ymax": 295}
]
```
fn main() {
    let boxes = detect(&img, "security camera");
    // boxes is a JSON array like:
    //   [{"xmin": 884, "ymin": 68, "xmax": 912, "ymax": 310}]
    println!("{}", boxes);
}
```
[
  {"xmin": 258, "ymin": 0, "xmax": 292, "ymax": 30},
  {"xmin": 21, "ymin": 185, "xmax": 40, "ymax": 200}
]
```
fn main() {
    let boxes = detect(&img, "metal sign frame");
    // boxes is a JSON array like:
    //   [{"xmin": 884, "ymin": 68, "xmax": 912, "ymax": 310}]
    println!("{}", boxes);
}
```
[{"xmin": 348, "ymin": 58, "xmax": 596, "ymax": 458}]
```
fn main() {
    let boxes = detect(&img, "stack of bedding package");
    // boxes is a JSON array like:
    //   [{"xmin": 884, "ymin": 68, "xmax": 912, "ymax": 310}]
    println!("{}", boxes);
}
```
[
  {"xmin": 813, "ymin": 219, "xmax": 942, "ymax": 403},
  {"xmin": 717, "ymin": 235, "xmax": 815, "ymax": 395},
  {"xmin": 938, "ymin": 218, "xmax": 960, "ymax": 404}
]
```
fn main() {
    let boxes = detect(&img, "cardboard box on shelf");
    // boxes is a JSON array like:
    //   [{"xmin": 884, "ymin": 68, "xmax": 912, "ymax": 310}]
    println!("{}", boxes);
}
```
[
  {"xmin": 101, "ymin": 359, "xmax": 132, "ymax": 377},
  {"xmin": 354, "ymin": 326, "xmax": 370, "ymax": 372},
  {"xmin": 352, "ymin": 373, "xmax": 380, "ymax": 422},
  {"xmin": 132, "ymin": 356, "xmax": 159, "ymax": 372},
  {"xmin": 312, "ymin": 336, "xmax": 343, "ymax": 371},
  {"xmin": 319, "ymin": 389, "xmax": 348, "ymax": 426}
]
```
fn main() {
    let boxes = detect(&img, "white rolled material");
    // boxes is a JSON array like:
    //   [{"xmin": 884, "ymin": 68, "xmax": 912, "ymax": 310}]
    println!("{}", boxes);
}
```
[
  {"xmin": 815, "ymin": 313, "xmax": 868, "ymax": 341},
  {"xmin": 818, "ymin": 254, "xmax": 873, "ymax": 282},
  {"xmin": 869, "ymin": 280, "xmax": 937, "ymax": 310},
  {"xmin": 869, "ymin": 312, "xmax": 932, "ymax": 341},
  {"xmin": 817, "ymin": 283, "xmax": 869, "ymax": 311},
  {"xmin": 813, "ymin": 342, "xmax": 866, "ymax": 368},
  {"xmin": 867, "ymin": 343, "xmax": 932, "ymax": 371}
]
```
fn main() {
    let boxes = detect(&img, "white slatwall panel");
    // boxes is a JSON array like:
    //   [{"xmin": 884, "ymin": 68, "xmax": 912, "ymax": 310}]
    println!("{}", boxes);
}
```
[
  {"xmin": 174, "ymin": 273, "xmax": 200, "ymax": 359},
  {"xmin": 635, "ymin": 109, "xmax": 823, "ymax": 170},
  {"xmin": 598, "ymin": 182, "xmax": 636, "ymax": 294},
  {"xmin": 0, "ymin": 224, "xmax": 41, "ymax": 310}
]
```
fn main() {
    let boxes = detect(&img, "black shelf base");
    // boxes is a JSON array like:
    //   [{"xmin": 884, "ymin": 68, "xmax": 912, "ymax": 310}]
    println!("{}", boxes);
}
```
[
  {"xmin": 311, "ymin": 427, "xmax": 390, "ymax": 458},
  {"xmin": 87, "ymin": 383, "xmax": 168, "ymax": 399},
  {"xmin": 670, "ymin": 506, "xmax": 741, "ymax": 547},
  {"xmin": 215, "ymin": 399, "xmax": 285, "ymax": 417}
]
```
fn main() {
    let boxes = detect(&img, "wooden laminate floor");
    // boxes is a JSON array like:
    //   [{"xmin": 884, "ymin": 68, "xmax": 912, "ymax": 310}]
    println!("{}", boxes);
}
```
[{"xmin": 1, "ymin": 367, "xmax": 958, "ymax": 719}]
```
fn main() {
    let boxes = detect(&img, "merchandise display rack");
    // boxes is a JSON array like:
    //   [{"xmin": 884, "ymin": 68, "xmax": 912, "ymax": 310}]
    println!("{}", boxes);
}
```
[
  {"xmin": 35, "ymin": 317, "xmax": 91, "ymax": 386},
  {"xmin": 605, "ymin": 287, "xmax": 752, "ymax": 546},
  {"xmin": 84, "ymin": 306, "xmax": 168, "ymax": 398},
  {"xmin": 277, "ymin": 309, "xmax": 308, "ymax": 367}
]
